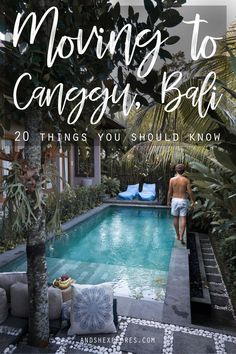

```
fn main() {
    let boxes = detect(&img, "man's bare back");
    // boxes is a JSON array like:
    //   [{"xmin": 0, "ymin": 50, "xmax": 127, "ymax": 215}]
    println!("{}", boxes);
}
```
[{"xmin": 169, "ymin": 175, "xmax": 192, "ymax": 200}]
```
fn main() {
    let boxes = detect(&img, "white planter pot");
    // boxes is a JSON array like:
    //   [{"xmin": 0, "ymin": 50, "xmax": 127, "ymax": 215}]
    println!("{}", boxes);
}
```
[{"xmin": 81, "ymin": 178, "xmax": 93, "ymax": 187}]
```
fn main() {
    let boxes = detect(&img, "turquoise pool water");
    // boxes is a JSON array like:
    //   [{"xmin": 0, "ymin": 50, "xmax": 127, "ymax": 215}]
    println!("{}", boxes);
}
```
[{"xmin": 0, "ymin": 206, "xmax": 176, "ymax": 300}]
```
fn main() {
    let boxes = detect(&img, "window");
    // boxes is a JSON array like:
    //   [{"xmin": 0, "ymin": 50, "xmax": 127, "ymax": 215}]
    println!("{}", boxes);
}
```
[
  {"xmin": 0, "ymin": 137, "xmax": 15, "ymax": 201},
  {"xmin": 74, "ymin": 138, "xmax": 94, "ymax": 178},
  {"xmin": 0, "ymin": 138, "xmax": 14, "ymax": 176}
]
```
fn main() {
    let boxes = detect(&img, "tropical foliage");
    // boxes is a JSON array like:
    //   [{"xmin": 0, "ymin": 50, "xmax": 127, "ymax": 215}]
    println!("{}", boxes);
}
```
[
  {"xmin": 0, "ymin": 0, "xmax": 187, "ymax": 345},
  {"xmin": 120, "ymin": 21, "xmax": 236, "ymax": 305},
  {"xmin": 46, "ymin": 184, "xmax": 105, "ymax": 225}
]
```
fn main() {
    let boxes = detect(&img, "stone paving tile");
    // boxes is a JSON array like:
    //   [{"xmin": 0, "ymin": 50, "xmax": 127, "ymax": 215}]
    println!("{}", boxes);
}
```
[
  {"xmin": 116, "ymin": 296, "xmax": 163, "ymax": 322},
  {"xmin": 3, "ymin": 317, "xmax": 27, "ymax": 330},
  {"xmin": 204, "ymin": 260, "xmax": 217, "ymax": 267},
  {"xmin": 128, "ymin": 299, "xmax": 163, "ymax": 322},
  {"xmin": 209, "ymin": 283, "xmax": 226, "ymax": 295},
  {"xmin": 225, "ymin": 341, "xmax": 236, "ymax": 354},
  {"xmin": 211, "ymin": 295, "xmax": 229, "ymax": 307},
  {"xmin": 0, "ymin": 334, "xmax": 18, "ymax": 353},
  {"xmin": 201, "ymin": 247, "xmax": 213, "ymax": 252},
  {"xmin": 4, "ymin": 316, "xmax": 236, "ymax": 354},
  {"xmin": 0, "ymin": 318, "xmax": 27, "ymax": 354},
  {"xmin": 206, "ymin": 274, "xmax": 222, "ymax": 283},
  {"xmin": 203, "ymin": 254, "xmax": 215, "ymax": 260},
  {"xmin": 121, "ymin": 323, "xmax": 164, "ymax": 354},
  {"xmin": 14, "ymin": 343, "xmax": 60, "ymax": 353},
  {"xmin": 173, "ymin": 332, "xmax": 216, "ymax": 354},
  {"xmin": 66, "ymin": 350, "xmax": 96, "ymax": 354},
  {"xmin": 200, "ymin": 240, "xmax": 211, "ymax": 245},
  {"xmin": 202, "ymin": 249, "xmax": 214, "ymax": 254},
  {"xmin": 56, "ymin": 328, "xmax": 120, "ymax": 349},
  {"xmin": 205, "ymin": 267, "xmax": 219, "ymax": 274},
  {"xmin": 199, "ymin": 234, "xmax": 209, "ymax": 239}
]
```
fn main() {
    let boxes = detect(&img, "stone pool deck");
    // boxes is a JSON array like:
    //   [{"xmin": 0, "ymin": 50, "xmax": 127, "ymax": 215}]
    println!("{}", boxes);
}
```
[
  {"xmin": 1, "ymin": 204, "xmax": 236, "ymax": 353},
  {"xmin": 2, "ymin": 307, "xmax": 236, "ymax": 354}
]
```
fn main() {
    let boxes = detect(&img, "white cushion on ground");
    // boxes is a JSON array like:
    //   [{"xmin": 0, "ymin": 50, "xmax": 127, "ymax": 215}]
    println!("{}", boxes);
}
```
[
  {"xmin": 0, "ymin": 288, "xmax": 8, "ymax": 324},
  {"xmin": 0, "ymin": 272, "xmax": 27, "ymax": 300},
  {"xmin": 10, "ymin": 283, "xmax": 62, "ymax": 319},
  {"xmin": 68, "ymin": 283, "xmax": 117, "ymax": 335}
]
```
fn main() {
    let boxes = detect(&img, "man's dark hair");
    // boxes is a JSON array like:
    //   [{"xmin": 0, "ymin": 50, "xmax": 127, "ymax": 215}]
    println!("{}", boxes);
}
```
[{"xmin": 175, "ymin": 164, "xmax": 185, "ymax": 175}]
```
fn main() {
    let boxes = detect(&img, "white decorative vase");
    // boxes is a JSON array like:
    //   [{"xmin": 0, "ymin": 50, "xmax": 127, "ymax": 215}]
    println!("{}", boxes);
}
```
[{"xmin": 81, "ymin": 178, "xmax": 93, "ymax": 187}]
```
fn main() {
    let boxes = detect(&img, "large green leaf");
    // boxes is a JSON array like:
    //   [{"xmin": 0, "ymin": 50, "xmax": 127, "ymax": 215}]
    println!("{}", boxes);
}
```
[
  {"xmin": 165, "ymin": 36, "xmax": 180, "ymax": 45},
  {"xmin": 144, "ymin": 0, "xmax": 155, "ymax": 15},
  {"xmin": 160, "ymin": 9, "xmax": 183, "ymax": 27},
  {"xmin": 225, "ymin": 235, "xmax": 236, "ymax": 242},
  {"xmin": 213, "ymin": 148, "xmax": 236, "ymax": 173}
]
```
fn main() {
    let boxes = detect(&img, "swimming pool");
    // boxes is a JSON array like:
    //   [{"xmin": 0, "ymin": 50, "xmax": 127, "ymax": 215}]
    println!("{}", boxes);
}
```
[{"xmin": 0, "ymin": 206, "xmax": 176, "ymax": 301}]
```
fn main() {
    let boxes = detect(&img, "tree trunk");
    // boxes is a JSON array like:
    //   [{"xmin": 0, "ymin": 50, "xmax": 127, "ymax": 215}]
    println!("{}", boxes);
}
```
[{"xmin": 24, "ymin": 110, "xmax": 49, "ymax": 347}]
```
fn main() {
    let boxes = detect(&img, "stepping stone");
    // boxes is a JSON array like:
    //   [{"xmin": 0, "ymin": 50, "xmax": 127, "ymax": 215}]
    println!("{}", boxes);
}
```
[
  {"xmin": 198, "ymin": 234, "xmax": 209, "ymax": 239},
  {"xmin": 121, "ymin": 323, "xmax": 164, "ymax": 354},
  {"xmin": 206, "ymin": 274, "xmax": 222, "ymax": 283},
  {"xmin": 66, "ymin": 351, "xmax": 95, "ymax": 354},
  {"xmin": 202, "ymin": 249, "xmax": 213, "ymax": 254},
  {"xmin": 205, "ymin": 267, "xmax": 219, "ymax": 274},
  {"xmin": 202, "ymin": 249, "xmax": 214, "ymax": 254},
  {"xmin": 2, "ymin": 316, "xmax": 28, "ymax": 333},
  {"xmin": 203, "ymin": 254, "xmax": 215, "ymax": 260},
  {"xmin": 173, "ymin": 332, "xmax": 215, "ymax": 354},
  {"xmin": 14, "ymin": 343, "xmax": 60, "ymax": 353},
  {"xmin": 204, "ymin": 260, "xmax": 217, "ymax": 267},
  {"xmin": 56, "ymin": 328, "xmax": 120, "ymax": 350},
  {"xmin": 201, "ymin": 245, "xmax": 212, "ymax": 249},
  {"xmin": 211, "ymin": 295, "xmax": 229, "ymax": 307},
  {"xmin": 0, "ymin": 334, "xmax": 18, "ymax": 353},
  {"xmin": 225, "ymin": 341, "xmax": 236, "ymax": 354},
  {"xmin": 0, "ymin": 317, "xmax": 28, "ymax": 353},
  {"xmin": 209, "ymin": 283, "xmax": 225, "ymax": 294},
  {"xmin": 200, "ymin": 240, "xmax": 211, "ymax": 245}
]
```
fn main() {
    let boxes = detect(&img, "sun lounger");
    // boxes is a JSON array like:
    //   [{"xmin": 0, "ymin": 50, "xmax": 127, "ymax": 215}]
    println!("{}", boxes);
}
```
[
  {"xmin": 118, "ymin": 184, "xmax": 139, "ymax": 200},
  {"xmin": 138, "ymin": 183, "xmax": 156, "ymax": 201}
]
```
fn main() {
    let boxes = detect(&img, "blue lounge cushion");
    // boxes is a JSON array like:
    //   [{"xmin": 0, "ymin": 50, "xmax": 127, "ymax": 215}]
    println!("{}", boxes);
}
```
[
  {"xmin": 138, "ymin": 183, "xmax": 156, "ymax": 201},
  {"xmin": 118, "ymin": 183, "xmax": 139, "ymax": 200}
]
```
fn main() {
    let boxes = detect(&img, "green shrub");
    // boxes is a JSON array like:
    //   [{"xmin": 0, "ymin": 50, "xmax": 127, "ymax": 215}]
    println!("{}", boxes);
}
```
[
  {"xmin": 46, "ymin": 184, "xmax": 105, "ymax": 226},
  {"xmin": 101, "ymin": 175, "xmax": 120, "ymax": 197}
]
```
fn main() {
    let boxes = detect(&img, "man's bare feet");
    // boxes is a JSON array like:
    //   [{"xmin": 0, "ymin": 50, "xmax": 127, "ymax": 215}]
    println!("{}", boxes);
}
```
[{"xmin": 176, "ymin": 234, "xmax": 180, "ymax": 240}]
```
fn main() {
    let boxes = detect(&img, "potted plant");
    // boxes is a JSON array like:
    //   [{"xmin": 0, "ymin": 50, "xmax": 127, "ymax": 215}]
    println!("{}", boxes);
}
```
[
  {"xmin": 102, "ymin": 175, "xmax": 120, "ymax": 197},
  {"xmin": 79, "ymin": 161, "xmax": 93, "ymax": 186}
]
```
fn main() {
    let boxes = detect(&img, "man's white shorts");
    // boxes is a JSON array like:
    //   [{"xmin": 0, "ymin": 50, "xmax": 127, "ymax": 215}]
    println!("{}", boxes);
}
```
[{"xmin": 171, "ymin": 198, "xmax": 189, "ymax": 217}]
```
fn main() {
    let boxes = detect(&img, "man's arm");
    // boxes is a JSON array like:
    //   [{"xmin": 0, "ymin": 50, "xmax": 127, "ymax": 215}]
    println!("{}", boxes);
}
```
[
  {"xmin": 167, "ymin": 179, "xmax": 173, "ymax": 206},
  {"xmin": 187, "ymin": 180, "xmax": 195, "ymax": 204}
]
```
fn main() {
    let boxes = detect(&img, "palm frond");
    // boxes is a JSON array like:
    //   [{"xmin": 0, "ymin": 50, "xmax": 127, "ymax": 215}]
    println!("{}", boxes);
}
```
[{"xmin": 122, "ymin": 141, "xmax": 222, "ymax": 171}]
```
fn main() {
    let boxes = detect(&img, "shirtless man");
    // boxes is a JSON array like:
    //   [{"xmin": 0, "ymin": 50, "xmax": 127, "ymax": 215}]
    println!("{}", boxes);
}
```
[{"xmin": 167, "ymin": 164, "xmax": 195, "ymax": 244}]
